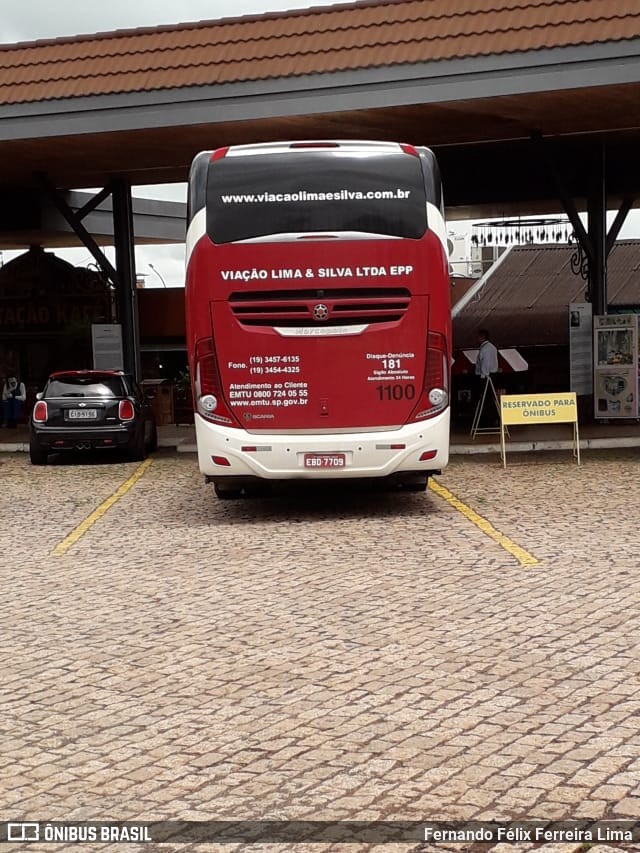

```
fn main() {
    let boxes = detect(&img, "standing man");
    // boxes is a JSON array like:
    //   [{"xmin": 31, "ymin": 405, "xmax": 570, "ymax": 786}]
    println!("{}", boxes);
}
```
[
  {"xmin": 475, "ymin": 329, "xmax": 498, "ymax": 380},
  {"xmin": 2, "ymin": 375, "xmax": 27, "ymax": 428}
]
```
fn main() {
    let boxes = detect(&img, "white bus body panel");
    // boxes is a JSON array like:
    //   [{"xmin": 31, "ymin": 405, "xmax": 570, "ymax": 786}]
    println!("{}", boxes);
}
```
[{"xmin": 195, "ymin": 410, "xmax": 449, "ymax": 479}]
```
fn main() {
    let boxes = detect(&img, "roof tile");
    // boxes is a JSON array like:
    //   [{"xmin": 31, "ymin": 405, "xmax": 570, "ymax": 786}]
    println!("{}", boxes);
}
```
[{"xmin": 1, "ymin": 0, "xmax": 639, "ymax": 104}]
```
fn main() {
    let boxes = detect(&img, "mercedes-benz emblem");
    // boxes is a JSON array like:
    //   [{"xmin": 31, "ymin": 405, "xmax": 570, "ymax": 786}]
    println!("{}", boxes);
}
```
[{"xmin": 312, "ymin": 303, "xmax": 329, "ymax": 322}]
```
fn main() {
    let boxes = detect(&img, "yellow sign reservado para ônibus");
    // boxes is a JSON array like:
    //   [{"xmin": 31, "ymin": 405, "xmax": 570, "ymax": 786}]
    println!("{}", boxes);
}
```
[{"xmin": 500, "ymin": 392, "xmax": 580, "ymax": 466}]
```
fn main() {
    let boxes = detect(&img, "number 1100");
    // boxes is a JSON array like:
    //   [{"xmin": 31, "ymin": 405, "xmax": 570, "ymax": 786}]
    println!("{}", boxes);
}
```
[{"xmin": 376, "ymin": 384, "xmax": 416, "ymax": 401}]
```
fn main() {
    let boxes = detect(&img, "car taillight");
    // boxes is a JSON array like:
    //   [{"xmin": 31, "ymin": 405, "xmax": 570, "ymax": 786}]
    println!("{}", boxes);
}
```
[
  {"xmin": 33, "ymin": 401, "xmax": 48, "ymax": 422},
  {"xmin": 119, "ymin": 400, "xmax": 135, "ymax": 421},
  {"xmin": 411, "ymin": 332, "xmax": 449, "ymax": 420},
  {"xmin": 194, "ymin": 337, "xmax": 239, "ymax": 427}
]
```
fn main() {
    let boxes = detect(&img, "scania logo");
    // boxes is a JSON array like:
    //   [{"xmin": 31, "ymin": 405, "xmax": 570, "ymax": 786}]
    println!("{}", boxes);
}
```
[{"xmin": 312, "ymin": 303, "xmax": 329, "ymax": 322}]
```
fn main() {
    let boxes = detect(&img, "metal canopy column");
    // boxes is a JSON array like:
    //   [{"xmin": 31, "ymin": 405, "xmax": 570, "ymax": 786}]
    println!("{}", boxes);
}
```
[
  {"xmin": 37, "ymin": 173, "xmax": 141, "ymax": 379},
  {"xmin": 540, "ymin": 138, "xmax": 634, "ymax": 314},
  {"xmin": 588, "ymin": 147, "xmax": 607, "ymax": 316},
  {"xmin": 112, "ymin": 180, "xmax": 140, "ymax": 379}
]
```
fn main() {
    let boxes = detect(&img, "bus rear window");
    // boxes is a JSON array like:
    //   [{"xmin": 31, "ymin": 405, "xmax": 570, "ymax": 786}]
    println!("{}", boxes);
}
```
[{"xmin": 207, "ymin": 151, "xmax": 427, "ymax": 243}]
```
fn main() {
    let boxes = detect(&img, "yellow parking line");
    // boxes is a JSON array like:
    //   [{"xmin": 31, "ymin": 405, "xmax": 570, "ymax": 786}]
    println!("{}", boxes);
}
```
[
  {"xmin": 52, "ymin": 458, "xmax": 153, "ymax": 557},
  {"xmin": 428, "ymin": 478, "xmax": 540, "ymax": 567}
]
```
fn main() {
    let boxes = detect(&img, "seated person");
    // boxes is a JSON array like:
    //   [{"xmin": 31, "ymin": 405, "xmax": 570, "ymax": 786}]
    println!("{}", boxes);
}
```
[{"xmin": 2, "ymin": 376, "xmax": 27, "ymax": 428}]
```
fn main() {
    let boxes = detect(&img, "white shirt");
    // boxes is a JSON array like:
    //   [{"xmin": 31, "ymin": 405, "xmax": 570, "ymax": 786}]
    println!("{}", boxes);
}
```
[{"xmin": 475, "ymin": 341, "xmax": 498, "ymax": 378}]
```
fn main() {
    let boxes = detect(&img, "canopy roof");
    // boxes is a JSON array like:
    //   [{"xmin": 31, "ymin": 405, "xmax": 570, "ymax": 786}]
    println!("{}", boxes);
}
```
[
  {"xmin": 0, "ymin": 0, "xmax": 639, "ymax": 217},
  {"xmin": 453, "ymin": 241, "xmax": 640, "ymax": 349}
]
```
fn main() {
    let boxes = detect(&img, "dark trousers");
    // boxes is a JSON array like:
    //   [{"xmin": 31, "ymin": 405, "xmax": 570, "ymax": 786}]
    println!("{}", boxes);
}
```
[{"xmin": 2, "ymin": 398, "xmax": 22, "ymax": 427}]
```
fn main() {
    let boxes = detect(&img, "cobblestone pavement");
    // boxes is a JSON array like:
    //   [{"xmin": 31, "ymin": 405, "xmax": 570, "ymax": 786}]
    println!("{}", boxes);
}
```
[{"xmin": 2, "ymin": 449, "xmax": 640, "ymax": 853}]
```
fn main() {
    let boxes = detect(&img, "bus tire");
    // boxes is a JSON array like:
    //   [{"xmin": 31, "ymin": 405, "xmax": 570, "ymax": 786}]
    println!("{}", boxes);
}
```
[
  {"xmin": 400, "ymin": 474, "xmax": 429, "ymax": 492},
  {"xmin": 214, "ymin": 482, "xmax": 243, "ymax": 500},
  {"xmin": 245, "ymin": 483, "xmax": 272, "ymax": 499}
]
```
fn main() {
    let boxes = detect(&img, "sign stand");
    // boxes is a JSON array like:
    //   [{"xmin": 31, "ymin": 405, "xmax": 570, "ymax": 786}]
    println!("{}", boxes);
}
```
[
  {"xmin": 471, "ymin": 376, "xmax": 503, "ymax": 438},
  {"xmin": 500, "ymin": 392, "xmax": 581, "ymax": 467}
]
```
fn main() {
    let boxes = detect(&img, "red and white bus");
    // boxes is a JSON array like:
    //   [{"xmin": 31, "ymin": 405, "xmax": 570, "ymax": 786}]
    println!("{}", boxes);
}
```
[{"xmin": 185, "ymin": 140, "xmax": 450, "ymax": 498}]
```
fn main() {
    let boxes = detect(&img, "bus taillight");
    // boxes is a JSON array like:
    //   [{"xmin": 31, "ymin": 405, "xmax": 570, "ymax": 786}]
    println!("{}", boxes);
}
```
[
  {"xmin": 194, "ymin": 337, "xmax": 238, "ymax": 426},
  {"xmin": 412, "ymin": 332, "xmax": 449, "ymax": 420}
]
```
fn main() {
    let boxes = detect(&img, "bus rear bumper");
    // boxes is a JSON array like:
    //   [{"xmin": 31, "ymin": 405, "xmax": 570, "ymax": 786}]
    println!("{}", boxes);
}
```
[{"xmin": 195, "ymin": 411, "xmax": 449, "ymax": 480}]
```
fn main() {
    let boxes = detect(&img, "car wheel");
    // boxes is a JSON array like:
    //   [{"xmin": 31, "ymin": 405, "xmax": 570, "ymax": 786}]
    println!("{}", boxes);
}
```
[
  {"xmin": 147, "ymin": 422, "xmax": 158, "ymax": 453},
  {"xmin": 29, "ymin": 437, "xmax": 48, "ymax": 466},
  {"xmin": 128, "ymin": 429, "xmax": 146, "ymax": 461}
]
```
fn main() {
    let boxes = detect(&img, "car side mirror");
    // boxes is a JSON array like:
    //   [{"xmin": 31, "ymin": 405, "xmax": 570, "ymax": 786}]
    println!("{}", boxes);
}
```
[{"xmin": 36, "ymin": 392, "xmax": 44, "ymax": 400}]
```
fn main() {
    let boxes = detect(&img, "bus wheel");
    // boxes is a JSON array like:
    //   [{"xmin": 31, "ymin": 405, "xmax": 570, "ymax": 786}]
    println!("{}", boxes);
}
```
[
  {"xmin": 245, "ymin": 484, "xmax": 271, "ymax": 499},
  {"xmin": 400, "ymin": 475, "xmax": 429, "ymax": 492},
  {"xmin": 214, "ymin": 482, "xmax": 243, "ymax": 500}
]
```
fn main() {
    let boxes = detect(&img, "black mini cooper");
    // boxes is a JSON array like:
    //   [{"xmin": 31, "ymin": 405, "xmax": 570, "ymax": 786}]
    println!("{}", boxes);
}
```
[{"xmin": 29, "ymin": 370, "xmax": 157, "ymax": 465}]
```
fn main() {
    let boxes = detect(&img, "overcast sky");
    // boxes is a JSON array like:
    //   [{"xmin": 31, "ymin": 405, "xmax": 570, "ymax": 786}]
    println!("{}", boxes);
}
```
[
  {"xmin": 1, "ymin": 1, "xmax": 638, "ymax": 284},
  {"xmin": 0, "ymin": 0, "xmax": 326, "ymax": 43},
  {"xmin": 0, "ymin": 1, "xmax": 341, "ymax": 285}
]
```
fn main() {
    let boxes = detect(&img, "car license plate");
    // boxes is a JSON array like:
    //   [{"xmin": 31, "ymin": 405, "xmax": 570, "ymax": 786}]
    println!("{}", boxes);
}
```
[
  {"xmin": 304, "ymin": 453, "xmax": 346, "ymax": 469},
  {"xmin": 67, "ymin": 409, "xmax": 98, "ymax": 419}
]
